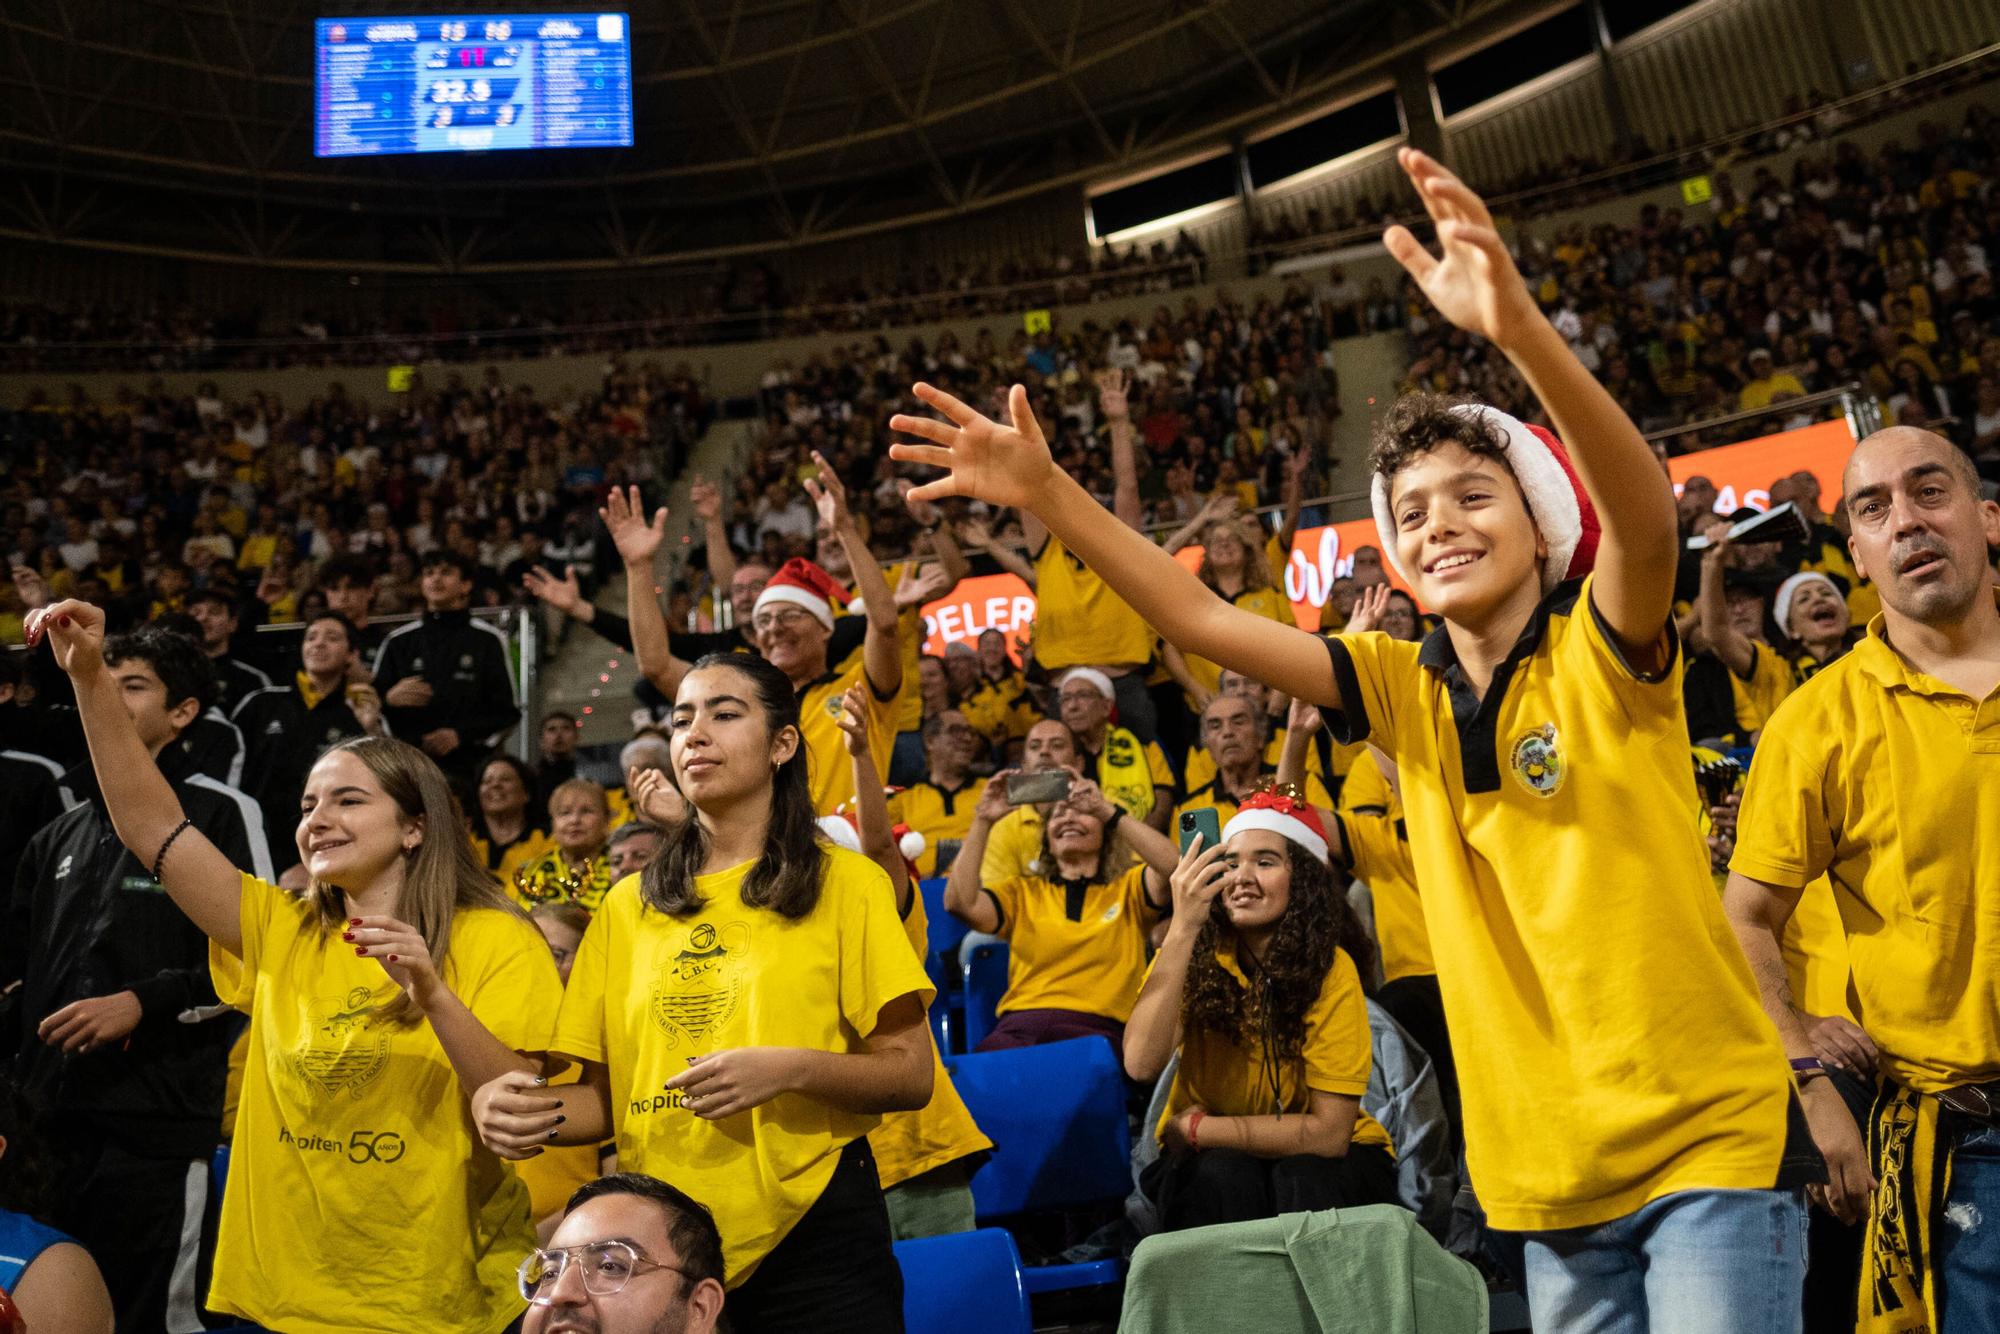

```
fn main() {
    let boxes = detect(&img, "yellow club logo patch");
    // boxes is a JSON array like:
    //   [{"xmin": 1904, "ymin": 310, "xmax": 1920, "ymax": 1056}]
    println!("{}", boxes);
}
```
[{"xmin": 1509, "ymin": 723, "xmax": 1565, "ymax": 798}]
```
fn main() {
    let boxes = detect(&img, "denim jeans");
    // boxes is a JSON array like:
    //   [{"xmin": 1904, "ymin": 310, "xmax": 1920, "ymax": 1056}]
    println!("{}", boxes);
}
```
[
  {"xmin": 1941, "ymin": 1122, "xmax": 2000, "ymax": 1334},
  {"xmin": 1519, "ymin": 1188, "xmax": 1807, "ymax": 1333}
]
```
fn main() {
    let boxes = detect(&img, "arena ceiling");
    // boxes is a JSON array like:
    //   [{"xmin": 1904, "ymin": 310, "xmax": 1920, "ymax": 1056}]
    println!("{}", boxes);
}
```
[{"xmin": 0, "ymin": 0, "xmax": 1547, "ymax": 273}]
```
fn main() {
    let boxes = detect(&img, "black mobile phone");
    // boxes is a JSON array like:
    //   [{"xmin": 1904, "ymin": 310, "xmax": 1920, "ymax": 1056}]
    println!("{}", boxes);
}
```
[
  {"xmin": 1005, "ymin": 770, "xmax": 1072, "ymax": 806},
  {"xmin": 1178, "ymin": 807, "xmax": 1223, "ymax": 854},
  {"xmin": 1685, "ymin": 501, "xmax": 1811, "ymax": 551}
]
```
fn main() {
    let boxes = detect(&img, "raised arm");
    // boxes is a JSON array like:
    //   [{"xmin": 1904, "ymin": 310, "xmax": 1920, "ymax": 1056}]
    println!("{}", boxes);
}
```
[
  {"xmin": 833, "ymin": 681, "xmax": 912, "ymax": 916},
  {"xmin": 688, "ymin": 476, "xmax": 738, "ymax": 594},
  {"xmin": 25, "ymin": 602, "xmax": 245, "ymax": 954},
  {"xmin": 1694, "ymin": 530, "xmax": 1757, "ymax": 678},
  {"xmin": 1384, "ymin": 148, "xmax": 1678, "ymax": 660},
  {"xmin": 1096, "ymin": 369, "xmax": 1144, "ymax": 532},
  {"xmin": 807, "ymin": 452, "xmax": 902, "ymax": 699},
  {"xmin": 943, "ymin": 777, "xmax": 1012, "ymax": 933},
  {"xmin": 891, "ymin": 386, "xmax": 1337, "ymax": 709},
  {"xmin": 1124, "ymin": 838, "xmax": 1227, "ymax": 1082},
  {"xmin": 1275, "ymin": 448, "xmax": 1309, "ymax": 552},
  {"xmin": 601, "ymin": 486, "xmax": 690, "ymax": 697},
  {"xmin": 907, "ymin": 492, "xmax": 971, "ymax": 590},
  {"xmin": 1162, "ymin": 494, "xmax": 1234, "ymax": 555},
  {"xmin": 958, "ymin": 518, "xmax": 1037, "ymax": 588}
]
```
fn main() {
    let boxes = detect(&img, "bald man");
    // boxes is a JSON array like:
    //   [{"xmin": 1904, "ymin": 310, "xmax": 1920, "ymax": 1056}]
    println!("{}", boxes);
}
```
[{"xmin": 1724, "ymin": 428, "xmax": 2000, "ymax": 1330}]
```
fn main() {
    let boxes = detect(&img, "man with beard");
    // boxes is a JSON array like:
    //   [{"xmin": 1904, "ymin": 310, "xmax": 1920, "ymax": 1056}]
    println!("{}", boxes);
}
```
[
  {"xmin": 1726, "ymin": 427, "xmax": 2000, "ymax": 1329},
  {"xmin": 521, "ymin": 1175, "xmax": 726, "ymax": 1334}
]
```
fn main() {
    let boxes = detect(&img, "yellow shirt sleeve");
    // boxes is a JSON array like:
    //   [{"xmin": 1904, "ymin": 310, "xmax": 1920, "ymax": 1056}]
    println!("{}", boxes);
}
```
[
  {"xmin": 1301, "ymin": 949, "xmax": 1373, "ymax": 1098},
  {"xmin": 1730, "ymin": 719, "xmax": 1835, "ymax": 890},
  {"xmin": 213, "ymin": 872, "xmax": 289, "ymax": 1007},
  {"xmin": 450, "ymin": 909, "xmax": 566, "ymax": 1054},
  {"xmin": 1320, "ymin": 631, "xmax": 1421, "ymax": 747},
  {"xmin": 551, "ymin": 905, "xmax": 613, "ymax": 1064},
  {"xmin": 1337, "ymin": 810, "xmax": 1404, "ymax": 887},
  {"xmin": 985, "ymin": 875, "xmax": 1024, "ymax": 937},
  {"xmin": 834, "ymin": 854, "xmax": 937, "ymax": 1033}
]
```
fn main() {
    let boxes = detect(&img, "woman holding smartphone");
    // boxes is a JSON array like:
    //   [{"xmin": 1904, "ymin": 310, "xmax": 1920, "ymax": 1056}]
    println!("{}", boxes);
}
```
[
  {"xmin": 470, "ymin": 652, "xmax": 935, "ymax": 1333},
  {"xmin": 945, "ymin": 768, "xmax": 1179, "ymax": 1056},
  {"xmin": 1125, "ymin": 792, "xmax": 1397, "ymax": 1232},
  {"xmin": 25, "ymin": 601, "xmax": 563, "ymax": 1334}
]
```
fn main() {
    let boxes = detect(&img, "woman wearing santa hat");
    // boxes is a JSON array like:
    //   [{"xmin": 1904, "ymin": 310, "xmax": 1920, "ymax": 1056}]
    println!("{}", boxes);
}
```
[{"xmin": 1125, "ymin": 792, "xmax": 1397, "ymax": 1232}]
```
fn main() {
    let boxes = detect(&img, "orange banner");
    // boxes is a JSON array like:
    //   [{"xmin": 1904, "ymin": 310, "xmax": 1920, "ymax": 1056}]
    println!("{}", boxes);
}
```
[
  {"xmin": 918, "ymin": 418, "xmax": 1857, "ymax": 655},
  {"xmin": 1667, "ymin": 417, "xmax": 1856, "ymax": 515}
]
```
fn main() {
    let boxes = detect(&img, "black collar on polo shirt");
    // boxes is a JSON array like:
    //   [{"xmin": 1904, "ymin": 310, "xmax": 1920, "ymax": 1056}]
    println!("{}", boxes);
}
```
[{"xmin": 1416, "ymin": 578, "xmax": 1583, "ymax": 794}]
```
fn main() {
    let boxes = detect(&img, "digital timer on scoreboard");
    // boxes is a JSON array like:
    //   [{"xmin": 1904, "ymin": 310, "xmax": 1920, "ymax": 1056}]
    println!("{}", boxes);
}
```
[{"xmin": 314, "ymin": 13, "xmax": 633, "ymax": 158}]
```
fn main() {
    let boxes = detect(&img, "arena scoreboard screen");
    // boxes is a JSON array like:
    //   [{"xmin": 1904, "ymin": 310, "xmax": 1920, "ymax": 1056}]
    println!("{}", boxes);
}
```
[{"xmin": 314, "ymin": 13, "xmax": 633, "ymax": 158}]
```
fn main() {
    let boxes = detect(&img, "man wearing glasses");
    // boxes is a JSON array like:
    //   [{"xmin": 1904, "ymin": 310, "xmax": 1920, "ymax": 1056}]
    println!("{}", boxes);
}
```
[{"xmin": 521, "ymin": 1174, "xmax": 726, "ymax": 1334}]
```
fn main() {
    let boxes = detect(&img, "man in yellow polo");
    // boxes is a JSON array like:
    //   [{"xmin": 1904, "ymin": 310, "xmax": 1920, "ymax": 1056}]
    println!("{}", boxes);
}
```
[{"xmin": 1726, "ymin": 426, "xmax": 2000, "ymax": 1331}]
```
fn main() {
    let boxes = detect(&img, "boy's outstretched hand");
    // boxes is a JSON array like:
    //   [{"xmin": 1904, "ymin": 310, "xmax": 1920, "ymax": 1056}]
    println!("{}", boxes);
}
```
[
  {"xmin": 890, "ymin": 382, "xmax": 1053, "ymax": 510},
  {"xmin": 1383, "ymin": 147, "xmax": 1542, "ymax": 351}
]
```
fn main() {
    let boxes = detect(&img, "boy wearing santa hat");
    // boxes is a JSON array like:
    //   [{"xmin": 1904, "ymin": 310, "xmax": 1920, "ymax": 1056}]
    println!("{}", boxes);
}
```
[{"xmin": 889, "ymin": 148, "xmax": 1817, "ymax": 1329}]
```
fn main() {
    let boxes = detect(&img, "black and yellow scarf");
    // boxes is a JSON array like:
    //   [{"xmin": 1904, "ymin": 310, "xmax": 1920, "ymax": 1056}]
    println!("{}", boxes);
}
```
[{"xmin": 1859, "ymin": 1080, "xmax": 1954, "ymax": 1332}]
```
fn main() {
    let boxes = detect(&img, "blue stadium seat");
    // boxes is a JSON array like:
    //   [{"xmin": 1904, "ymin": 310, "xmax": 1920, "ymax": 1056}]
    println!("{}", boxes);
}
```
[
  {"xmin": 920, "ymin": 878, "xmax": 970, "ymax": 1052},
  {"xmin": 895, "ymin": 1228, "xmax": 1033, "ymax": 1334},
  {"xmin": 945, "ymin": 1037, "xmax": 1130, "ymax": 1294},
  {"xmin": 920, "ymin": 877, "xmax": 970, "ymax": 962},
  {"xmin": 959, "ymin": 941, "xmax": 1010, "ymax": 1051}
]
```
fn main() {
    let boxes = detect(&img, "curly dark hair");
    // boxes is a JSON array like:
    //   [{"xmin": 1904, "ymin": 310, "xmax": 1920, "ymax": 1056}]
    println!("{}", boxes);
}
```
[
  {"xmin": 1370, "ymin": 391, "xmax": 1516, "ymax": 485},
  {"xmin": 1181, "ymin": 839, "xmax": 1377, "ymax": 1067}
]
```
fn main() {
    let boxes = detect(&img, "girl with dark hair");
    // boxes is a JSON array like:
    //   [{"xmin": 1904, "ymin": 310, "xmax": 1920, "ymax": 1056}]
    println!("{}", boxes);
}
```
[
  {"xmin": 1125, "ymin": 792, "xmax": 1398, "ymax": 1232},
  {"xmin": 24, "ymin": 599, "xmax": 564, "ymax": 1334},
  {"xmin": 472, "ymin": 652, "xmax": 935, "ymax": 1333}
]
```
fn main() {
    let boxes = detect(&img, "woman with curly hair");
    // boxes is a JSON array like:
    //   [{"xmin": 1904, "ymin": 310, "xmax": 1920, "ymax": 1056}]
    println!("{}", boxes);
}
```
[{"xmin": 1125, "ymin": 791, "xmax": 1397, "ymax": 1232}]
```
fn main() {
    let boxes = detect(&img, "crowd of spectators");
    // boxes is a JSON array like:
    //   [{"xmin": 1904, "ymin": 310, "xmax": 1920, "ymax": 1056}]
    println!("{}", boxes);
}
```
[{"xmin": 0, "ymin": 68, "xmax": 1996, "ymax": 1334}]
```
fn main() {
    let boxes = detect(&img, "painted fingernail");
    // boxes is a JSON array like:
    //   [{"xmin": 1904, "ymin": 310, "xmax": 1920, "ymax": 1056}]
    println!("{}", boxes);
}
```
[
  {"xmin": 348, "ymin": 918, "xmax": 361, "ymax": 926},
  {"xmin": 554, "ymin": 1100, "xmax": 564, "ymax": 1108},
  {"xmin": 354, "ymin": 946, "xmax": 367, "ymax": 955},
  {"xmin": 555, "ymin": 1115, "xmax": 567, "ymax": 1125},
  {"xmin": 57, "ymin": 615, "xmax": 71, "ymax": 626},
  {"xmin": 532, "ymin": 1075, "xmax": 547, "ymax": 1086},
  {"xmin": 388, "ymin": 954, "xmax": 398, "ymax": 962},
  {"xmin": 341, "ymin": 932, "xmax": 354, "ymax": 942},
  {"xmin": 547, "ymin": 1129, "xmax": 560, "ymax": 1140}
]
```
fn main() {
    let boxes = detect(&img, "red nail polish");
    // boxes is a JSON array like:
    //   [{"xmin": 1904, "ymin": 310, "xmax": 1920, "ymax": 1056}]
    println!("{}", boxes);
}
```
[
  {"xmin": 341, "ymin": 932, "xmax": 354, "ymax": 942},
  {"xmin": 57, "ymin": 615, "xmax": 71, "ymax": 627},
  {"xmin": 348, "ymin": 918, "xmax": 362, "ymax": 926},
  {"xmin": 388, "ymin": 954, "xmax": 398, "ymax": 962},
  {"xmin": 354, "ymin": 946, "xmax": 367, "ymax": 956}
]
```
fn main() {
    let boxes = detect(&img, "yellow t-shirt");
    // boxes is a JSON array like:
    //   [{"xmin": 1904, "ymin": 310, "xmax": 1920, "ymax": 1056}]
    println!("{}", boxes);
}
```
[
  {"xmin": 509, "ymin": 846, "xmax": 618, "ymax": 914},
  {"xmin": 1732, "ymin": 603, "xmax": 2000, "ymax": 1093},
  {"xmin": 1033, "ymin": 535, "xmax": 1153, "ymax": 670},
  {"xmin": 960, "ymin": 674, "xmax": 1040, "ymax": 749},
  {"xmin": 551, "ymin": 854, "xmax": 933, "ymax": 1285},
  {"xmin": 1091, "ymin": 727, "xmax": 1175, "ymax": 821},
  {"xmin": 1156, "ymin": 944, "xmax": 1392, "ymax": 1153},
  {"xmin": 513, "ymin": 1064, "xmax": 603, "ymax": 1222},
  {"xmin": 470, "ymin": 825, "xmax": 555, "ymax": 885},
  {"xmin": 209, "ymin": 874, "xmax": 562, "ymax": 1334},
  {"xmin": 985, "ymin": 865, "xmax": 1160, "ymax": 1022},
  {"xmin": 799, "ymin": 661, "xmax": 899, "ymax": 816},
  {"xmin": 890, "ymin": 778, "xmax": 987, "ymax": 878},
  {"xmin": 1325, "ymin": 575, "xmax": 1794, "ymax": 1231},
  {"xmin": 1729, "ymin": 640, "xmax": 1796, "ymax": 737},
  {"xmin": 1177, "ymin": 586, "xmax": 1295, "ymax": 708},
  {"xmin": 870, "ymin": 878, "xmax": 993, "ymax": 1188},
  {"xmin": 1336, "ymin": 753, "xmax": 1434, "ymax": 984}
]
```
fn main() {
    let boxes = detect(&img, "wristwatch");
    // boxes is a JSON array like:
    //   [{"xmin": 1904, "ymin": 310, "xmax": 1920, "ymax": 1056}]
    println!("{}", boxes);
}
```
[{"xmin": 1789, "ymin": 1056, "xmax": 1827, "ymax": 1083}]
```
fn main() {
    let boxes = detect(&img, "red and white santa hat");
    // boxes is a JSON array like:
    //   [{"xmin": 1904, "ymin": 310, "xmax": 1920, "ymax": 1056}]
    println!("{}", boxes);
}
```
[
  {"xmin": 1773, "ymin": 571, "xmax": 1840, "ymax": 632},
  {"xmin": 753, "ymin": 557, "xmax": 849, "ymax": 629},
  {"xmin": 1370, "ymin": 404, "xmax": 1602, "ymax": 594},
  {"xmin": 1219, "ymin": 790, "xmax": 1330, "ymax": 865},
  {"xmin": 817, "ymin": 808, "xmax": 928, "ymax": 867}
]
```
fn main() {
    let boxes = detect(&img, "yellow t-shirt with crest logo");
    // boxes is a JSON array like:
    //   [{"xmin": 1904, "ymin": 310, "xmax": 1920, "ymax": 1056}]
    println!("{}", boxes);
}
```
[
  {"xmin": 551, "ymin": 852, "xmax": 933, "ymax": 1286},
  {"xmin": 207, "ymin": 873, "xmax": 562, "ymax": 1334}
]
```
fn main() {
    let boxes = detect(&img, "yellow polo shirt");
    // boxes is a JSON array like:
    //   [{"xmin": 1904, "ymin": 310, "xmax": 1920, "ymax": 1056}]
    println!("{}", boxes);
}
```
[
  {"xmin": 890, "ymin": 778, "xmax": 987, "ymax": 878},
  {"xmin": 1781, "ymin": 877, "xmax": 1857, "ymax": 1026},
  {"xmin": 798, "ymin": 662, "xmax": 899, "ymax": 816},
  {"xmin": 869, "ymin": 881, "xmax": 993, "ymax": 1189},
  {"xmin": 1732, "ymin": 602, "xmax": 2000, "ymax": 1093},
  {"xmin": 1034, "ymin": 535, "xmax": 1153, "ymax": 670},
  {"xmin": 209, "ymin": 875, "xmax": 561, "ymax": 1334},
  {"xmin": 1323, "ymin": 575, "xmax": 1795, "ymax": 1231},
  {"xmin": 1729, "ymin": 640, "xmax": 1797, "ymax": 737},
  {"xmin": 960, "ymin": 674, "xmax": 1040, "ymax": 748},
  {"xmin": 1336, "ymin": 753, "xmax": 1435, "ymax": 985},
  {"xmin": 985, "ymin": 865, "xmax": 1161, "ymax": 1022},
  {"xmin": 1155, "ymin": 944, "xmax": 1391, "ymax": 1153},
  {"xmin": 551, "ymin": 853, "xmax": 932, "ymax": 1286},
  {"xmin": 1182, "ymin": 729, "xmax": 1329, "ymax": 795}
]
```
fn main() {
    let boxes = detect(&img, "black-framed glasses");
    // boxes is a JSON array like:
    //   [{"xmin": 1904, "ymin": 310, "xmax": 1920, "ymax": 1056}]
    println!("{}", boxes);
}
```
[{"xmin": 518, "ymin": 1240, "xmax": 686, "ymax": 1304}]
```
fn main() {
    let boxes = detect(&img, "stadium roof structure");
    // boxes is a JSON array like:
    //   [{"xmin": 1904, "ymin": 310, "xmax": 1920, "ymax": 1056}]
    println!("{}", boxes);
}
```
[{"xmin": 0, "ymin": 0, "xmax": 1558, "ymax": 273}]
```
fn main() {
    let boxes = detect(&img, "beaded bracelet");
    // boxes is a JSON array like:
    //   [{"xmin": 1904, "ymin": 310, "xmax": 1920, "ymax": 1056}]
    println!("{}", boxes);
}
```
[{"xmin": 151, "ymin": 817, "xmax": 194, "ymax": 882}]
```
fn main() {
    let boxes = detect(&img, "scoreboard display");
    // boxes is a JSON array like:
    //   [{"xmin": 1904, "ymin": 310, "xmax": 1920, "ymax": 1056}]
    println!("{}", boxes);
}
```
[{"xmin": 315, "ymin": 13, "xmax": 633, "ymax": 158}]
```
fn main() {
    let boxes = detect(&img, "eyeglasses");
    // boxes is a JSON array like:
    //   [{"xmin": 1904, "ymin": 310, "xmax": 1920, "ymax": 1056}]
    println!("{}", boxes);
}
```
[
  {"xmin": 752, "ymin": 607, "xmax": 815, "ymax": 633},
  {"xmin": 518, "ymin": 1240, "xmax": 686, "ymax": 1304}
]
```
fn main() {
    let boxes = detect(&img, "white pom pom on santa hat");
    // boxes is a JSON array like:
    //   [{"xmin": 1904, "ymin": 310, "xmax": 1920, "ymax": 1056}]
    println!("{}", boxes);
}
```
[{"xmin": 1369, "ymin": 403, "xmax": 1602, "ymax": 595}]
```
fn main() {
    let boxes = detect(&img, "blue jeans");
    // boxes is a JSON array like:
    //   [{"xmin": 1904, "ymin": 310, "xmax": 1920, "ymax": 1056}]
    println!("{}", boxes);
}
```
[
  {"xmin": 1520, "ymin": 1189, "xmax": 1807, "ymax": 1333},
  {"xmin": 1941, "ymin": 1122, "xmax": 2000, "ymax": 1334}
]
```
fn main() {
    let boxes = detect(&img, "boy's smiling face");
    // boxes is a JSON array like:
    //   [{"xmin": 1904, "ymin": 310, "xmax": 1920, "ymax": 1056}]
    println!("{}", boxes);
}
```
[{"xmin": 1386, "ymin": 442, "xmax": 1547, "ymax": 627}]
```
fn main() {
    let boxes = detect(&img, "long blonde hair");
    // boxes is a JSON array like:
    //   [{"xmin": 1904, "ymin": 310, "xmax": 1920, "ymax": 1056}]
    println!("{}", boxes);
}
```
[
  {"xmin": 1197, "ymin": 518, "xmax": 1274, "ymax": 594},
  {"xmin": 302, "ymin": 736, "xmax": 518, "ymax": 1024}
]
